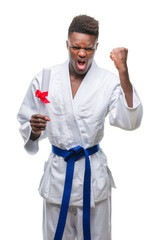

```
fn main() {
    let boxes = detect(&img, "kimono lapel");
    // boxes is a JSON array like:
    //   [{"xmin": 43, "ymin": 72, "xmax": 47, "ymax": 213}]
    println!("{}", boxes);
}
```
[
  {"xmin": 63, "ymin": 60, "xmax": 99, "ymax": 108},
  {"xmin": 73, "ymin": 60, "xmax": 99, "ymax": 105},
  {"xmin": 59, "ymin": 59, "xmax": 99, "ymax": 148},
  {"xmin": 59, "ymin": 60, "xmax": 72, "ymax": 113},
  {"xmin": 60, "ymin": 60, "xmax": 84, "ymax": 147}
]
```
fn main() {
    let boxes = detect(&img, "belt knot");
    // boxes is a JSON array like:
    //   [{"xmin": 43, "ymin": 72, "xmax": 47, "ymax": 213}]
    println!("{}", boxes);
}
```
[{"xmin": 65, "ymin": 145, "xmax": 85, "ymax": 162}]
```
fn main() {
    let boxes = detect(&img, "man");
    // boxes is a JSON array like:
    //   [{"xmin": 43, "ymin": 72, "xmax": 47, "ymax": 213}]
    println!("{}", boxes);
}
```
[{"xmin": 17, "ymin": 15, "xmax": 142, "ymax": 240}]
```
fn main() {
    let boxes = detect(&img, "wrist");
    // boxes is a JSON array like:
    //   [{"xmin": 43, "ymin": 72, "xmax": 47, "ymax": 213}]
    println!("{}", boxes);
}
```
[
  {"xmin": 30, "ymin": 130, "xmax": 41, "ymax": 141},
  {"xmin": 117, "ymin": 64, "xmax": 128, "ymax": 74}
]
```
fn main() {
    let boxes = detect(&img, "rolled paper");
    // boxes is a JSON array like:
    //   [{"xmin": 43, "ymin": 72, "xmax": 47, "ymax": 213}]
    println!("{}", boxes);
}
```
[{"xmin": 39, "ymin": 68, "xmax": 51, "ymax": 115}]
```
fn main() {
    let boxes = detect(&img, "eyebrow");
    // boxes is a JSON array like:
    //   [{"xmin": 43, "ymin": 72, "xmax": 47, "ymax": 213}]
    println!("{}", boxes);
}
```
[{"xmin": 69, "ymin": 42, "xmax": 96, "ymax": 49}]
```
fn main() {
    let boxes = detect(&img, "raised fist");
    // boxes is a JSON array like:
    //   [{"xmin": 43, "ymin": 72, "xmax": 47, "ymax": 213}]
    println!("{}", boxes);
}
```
[{"xmin": 110, "ymin": 47, "xmax": 128, "ymax": 71}]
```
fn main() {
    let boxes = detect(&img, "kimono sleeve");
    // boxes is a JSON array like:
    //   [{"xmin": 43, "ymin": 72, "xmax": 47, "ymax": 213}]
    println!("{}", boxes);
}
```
[
  {"xmin": 109, "ymin": 83, "xmax": 143, "ymax": 130},
  {"xmin": 17, "ymin": 76, "xmax": 47, "ymax": 155}
]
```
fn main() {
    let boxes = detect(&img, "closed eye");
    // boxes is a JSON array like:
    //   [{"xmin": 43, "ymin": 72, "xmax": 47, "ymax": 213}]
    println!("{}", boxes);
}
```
[
  {"xmin": 84, "ymin": 48, "xmax": 94, "ymax": 51},
  {"xmin": 70, "ymin": 46, "xmax": 95, "ymax": 52},
  {"xmin": 71, "ymin": 46, "xmax": 81, "ymax": 50}
]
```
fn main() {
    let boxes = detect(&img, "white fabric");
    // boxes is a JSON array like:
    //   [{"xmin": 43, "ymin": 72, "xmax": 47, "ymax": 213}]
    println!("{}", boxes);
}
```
[
  {"xmin": 17, "ymin": 60, "xmax": 143, "ymax": 207},
  {"xmin": 43, "ymin": 197, "xmax": 111, "ymax": 240}
]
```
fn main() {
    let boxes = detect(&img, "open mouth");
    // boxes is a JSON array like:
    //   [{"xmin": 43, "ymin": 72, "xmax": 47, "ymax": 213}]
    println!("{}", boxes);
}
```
[{"xmin": 77, "ymin": 60, "xmax": 86, "ymax": 70}]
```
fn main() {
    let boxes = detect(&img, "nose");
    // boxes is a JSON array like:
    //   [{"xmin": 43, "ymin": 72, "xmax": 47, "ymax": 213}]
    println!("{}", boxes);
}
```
[{"xmin": 78, "ymin": 49, "xmax": 86, "ymax": 58}]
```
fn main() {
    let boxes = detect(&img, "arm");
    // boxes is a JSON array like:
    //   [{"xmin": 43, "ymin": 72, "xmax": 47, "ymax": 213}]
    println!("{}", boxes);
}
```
[
  {"xmin": 17, "ymin": 76, "xmax": 49, "ymax": 154},
  {"xmin": 110, "ymin": 48, "xmax": 133, "ymax": 107},
  {"xmin": 109, "ymin": 47, "xmax": 143, "ymax": 130}
]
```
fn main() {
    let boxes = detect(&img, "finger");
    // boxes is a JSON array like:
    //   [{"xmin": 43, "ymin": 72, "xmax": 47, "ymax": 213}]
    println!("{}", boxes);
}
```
[
  {"xmin": 32, "ymin": 114, "xmax": 46, "ymax": 120},
  {"xmin": 30, "ymin": 118, "xmax": 46, "ymax": 124},
  {"xmin": 110, "ymin": 53, "xmax": 115, "ymax": 60},
  {"xmin": 30, "ymin": 120, "xmax": 46, "ymax": 131},
  {"xmin": 31, "ymin": 114, "xmax": 50, "ymax": 122},
  {"xmin": 45, "ymin": 116, "xmax": 51, "ymax": 121},
  {"xmin": 110, "ymin": 55, "xmax": 114, "ymax": 60},
  {"xmin": 31, "ymin": 121, "xmax": 46, "ymax": 127},
  {"xmin": 32, "ymin": 125, "xmax": 46, "ymax": 132}
]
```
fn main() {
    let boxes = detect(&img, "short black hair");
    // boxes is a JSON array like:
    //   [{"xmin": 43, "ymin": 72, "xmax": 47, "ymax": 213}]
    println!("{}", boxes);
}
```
[{"xmin": 68, "ymin": 15, "xmax": 99, "ymax": 40}]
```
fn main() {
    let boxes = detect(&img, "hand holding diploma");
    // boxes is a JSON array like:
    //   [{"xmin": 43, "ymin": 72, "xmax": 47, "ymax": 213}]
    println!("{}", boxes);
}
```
[
  {"xmin": 30, "ymin": 68, "xmax": 51, "ymax": 140},
  {"xmin": 30, "ymin": 114, "xmax": 50, "ymax": 138}
]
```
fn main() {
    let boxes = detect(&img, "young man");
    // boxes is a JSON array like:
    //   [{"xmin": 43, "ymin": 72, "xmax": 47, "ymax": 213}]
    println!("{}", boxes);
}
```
[{"xmin": 17, "ymin": 15, "xmax": 142, "ymax": 240}]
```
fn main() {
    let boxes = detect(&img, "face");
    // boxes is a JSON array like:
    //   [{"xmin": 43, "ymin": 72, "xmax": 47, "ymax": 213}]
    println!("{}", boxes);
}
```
[{"xmin": 66, "ymin": 32, "xmax": 98, "ymax": 76}]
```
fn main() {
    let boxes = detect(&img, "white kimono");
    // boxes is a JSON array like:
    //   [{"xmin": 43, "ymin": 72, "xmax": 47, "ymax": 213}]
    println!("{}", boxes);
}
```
[{"xmin": 17, "ymin": 60, "xmax": 142, "ymax": 208}]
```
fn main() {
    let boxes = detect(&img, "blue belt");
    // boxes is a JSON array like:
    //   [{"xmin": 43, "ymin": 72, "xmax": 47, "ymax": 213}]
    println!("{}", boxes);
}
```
[{"xmin": 52, "ymin": 144, "xmax": 100, "ymax": 240}]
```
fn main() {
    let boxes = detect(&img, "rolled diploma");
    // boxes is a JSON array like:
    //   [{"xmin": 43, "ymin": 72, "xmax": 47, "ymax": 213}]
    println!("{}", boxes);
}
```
[{"xmin": 39, "ymin": 68, "xmax": 51, "ymax": 115}]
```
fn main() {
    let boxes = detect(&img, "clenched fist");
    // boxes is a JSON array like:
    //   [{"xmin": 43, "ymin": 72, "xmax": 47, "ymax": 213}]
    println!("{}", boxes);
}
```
[
  {"xmin": 30, "ymin": 114, "xmax": 50, "ymax": 140},
  {"xmin": 110, "ymin": 47, "xmax": 128, "ymax": 71}
]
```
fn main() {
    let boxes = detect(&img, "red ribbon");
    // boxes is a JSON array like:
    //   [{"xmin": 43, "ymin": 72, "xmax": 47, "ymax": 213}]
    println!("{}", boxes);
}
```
[{"xmin": 35, "ymin": 90, "xmax": 50, "ymax": 103}]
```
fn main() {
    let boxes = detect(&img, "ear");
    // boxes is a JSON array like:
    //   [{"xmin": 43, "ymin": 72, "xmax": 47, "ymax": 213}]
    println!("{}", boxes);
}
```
[
  {"xmin": 96, "ymin": 42, "xmax": 99, "ymax": 50},
  {"xmin": 66, "ymin": 40, "xmax": 69, "ymax": 49}
]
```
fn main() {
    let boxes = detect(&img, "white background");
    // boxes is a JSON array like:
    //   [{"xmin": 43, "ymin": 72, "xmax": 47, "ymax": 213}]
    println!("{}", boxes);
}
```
[{"xmin": 0, "ymin": 0, "xmax": 159, "ymax": 239}]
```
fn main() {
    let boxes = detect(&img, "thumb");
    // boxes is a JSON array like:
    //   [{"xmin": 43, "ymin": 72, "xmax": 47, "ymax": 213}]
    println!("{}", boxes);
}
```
[{"xmin": 45, "ymin": 116, "xmax": 51, "ymax": 121}]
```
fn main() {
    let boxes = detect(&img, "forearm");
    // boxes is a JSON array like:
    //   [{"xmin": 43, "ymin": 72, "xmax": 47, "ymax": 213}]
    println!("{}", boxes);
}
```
[{"xmin": 118, "ymin": 65, "xmax": 133, "ymax": 108}]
